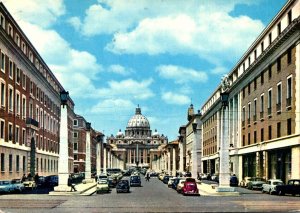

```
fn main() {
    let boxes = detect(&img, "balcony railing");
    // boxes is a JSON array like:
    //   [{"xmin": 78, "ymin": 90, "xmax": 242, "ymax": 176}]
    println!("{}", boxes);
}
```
[
  {"xmin": 260, "ymin": 112, "xmax": 264, "ymax": 120},
  {"xmin": 267, "ymin": 107, "xmax": 272, "ymax": 116},
  {"xmin": 26, "ymin": 117, "xmax": 39, "ymax": 130},
  {"xmin": 253, "ymin": 114, "xmax": 257, "ymax": 122},
  {"xmin": 276, "ymin": 103, "xmax": 281, "ymax": 113}
]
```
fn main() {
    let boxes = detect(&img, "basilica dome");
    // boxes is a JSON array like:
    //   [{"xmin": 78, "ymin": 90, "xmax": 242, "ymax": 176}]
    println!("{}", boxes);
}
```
[{"xmin": 127, "ymin": 106, "xmax": 150, "ymax": 128}]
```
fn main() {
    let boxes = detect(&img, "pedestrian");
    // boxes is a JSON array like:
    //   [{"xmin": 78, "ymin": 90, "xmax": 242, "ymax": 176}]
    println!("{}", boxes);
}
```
[
  {"xmin": 146, "ymin": 172, "xmax": 150, "ymax": 182},
  {"xmin": 34, "ymin": 173, "xmax": 39, "ymax": 186},
  {"xmin": 21, "ymin": 174, "xmax": 26, "ymax": 182},
  {"xmin": 68, "ymin": 175, "xmax": 77, "ymax": 192}
]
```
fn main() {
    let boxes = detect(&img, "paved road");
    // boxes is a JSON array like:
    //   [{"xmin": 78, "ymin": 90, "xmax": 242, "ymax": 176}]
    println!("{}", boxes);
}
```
[{"xmin": 0, "ymin": 177, "xmax": 299, "ymax": 212}]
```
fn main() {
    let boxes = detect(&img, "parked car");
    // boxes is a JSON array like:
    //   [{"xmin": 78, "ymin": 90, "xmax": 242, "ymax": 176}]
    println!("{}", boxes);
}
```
[
  {"xmin": 211, "ymin": 174, "xmax": 218, "ymax": 182},
  {"xmin": 162, "ymin": 175, "xmax": 172, "ymax": 184},
  {"xmin": 262, "ymin": 179, "xmax": 283, "ymax": 195},
  {"xmin": 182, "ymin": 178, "xmax": 199, "ymax": 196},
  {"xmin": 171, "ymin": 177, "xmax": 182, "ymax": 190},
  {"xmin": 275, "ymin": 179, "xmax": 300, "ymax": 196},
  {"xmin": 44, "ymin": 175, "xmax": 58, "ymax": 187},
  {"xmin": 0, "ymin": 180, "xmax": 14, "ymax": 194},
  {"xmin": 97, "ymin": 179, "xmax": 110, "ymax": 193},
  {"xmin": 22, "ymin": 178, "xmax": 36, "ymax": 189},
  {"xmin": 176, "ymin": 179, "xmax": 186, "ymax": 193},
  {"xmin": 239, "ymin": 176, "xmax": 253, "ymax": 188},
  {"xmin": 230, "ymin": 175, "xmax": 238, "ymax": 186},
  {"xmin": 11, "ymin": 179, "xmax": 25, "ymax": 193},
  {"xmin": 168, "ymin": 177, "xmax": 177, "ymax": 188},
  {"xmin": 130, "ymin": 175, "xmax": 141, "ymax": 187},
  {"xmin": 247, "ymin": 177, "xmax": 266, "ymax": 190},
  {"xmin": 116, "ymin": 180, "xmax": 130, "ymax": 193}
]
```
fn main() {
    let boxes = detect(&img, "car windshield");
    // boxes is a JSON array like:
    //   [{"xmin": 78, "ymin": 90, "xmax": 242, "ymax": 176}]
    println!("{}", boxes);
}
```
[
  {"xmin": 273, "ymin": 181, "xmax": 283, "ymax": 185},
  {"xmin": 99, "ymin": 180, "xmax": 108, "ymax": 184},
  {"xmin": 131, "ymin": 176, "xmax": 140, "ymax": 180}
]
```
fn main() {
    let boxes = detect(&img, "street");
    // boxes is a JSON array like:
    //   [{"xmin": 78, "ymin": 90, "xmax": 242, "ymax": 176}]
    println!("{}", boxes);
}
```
[{"xmin": 0, "ymin": 177, "xmax": 299, "ymax": 212}]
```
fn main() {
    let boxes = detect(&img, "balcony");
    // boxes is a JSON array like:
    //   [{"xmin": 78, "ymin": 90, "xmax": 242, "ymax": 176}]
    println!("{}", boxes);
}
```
[
  {"xmin": 267, "ymin": 107, "xmax": 272, "ymax": 117},
  {"xmin": 260, "ymin": 112, "xmax": 264, "ymax": 120},
  {"xmin": 26, "ymin": 118, "xmax": 39, "ymax": 131},
  {"xmin": 253, "ymin": 115, "xmax": 257, "ymax": 123},
  {"xmin": 242, "ymin": 120, "xmax": 245, "ymax": 128},
  {"xmin": 247, "ymin": 118, "xmax": 250, "ymax": 126},
  {"xmin": 286, "ymin": 97, "xmax": 292, "ymax": 110}
]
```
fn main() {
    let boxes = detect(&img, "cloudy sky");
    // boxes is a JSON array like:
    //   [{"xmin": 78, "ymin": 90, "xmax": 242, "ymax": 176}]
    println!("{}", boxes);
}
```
[{"xmin": 4, "ymin": 0, "xmax": 286, "ymax": 140}]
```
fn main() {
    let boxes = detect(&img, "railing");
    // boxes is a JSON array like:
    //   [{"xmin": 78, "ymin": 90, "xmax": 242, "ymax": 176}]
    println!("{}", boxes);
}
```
[
  {"xmin": 267, "ymin": 107, "xmax": 272, "ymax": 116},
  {"xmin": 286, "ymin": 97, "xmax": 291, "ymax": 108},
  {"xmin": 253, "ymin": 115, "xmax": 257, "ymax": 122},
  {"xmin": 260, "ymin": 112, "xmax": 264, "ymax": 120},
  {"xmin": 276, "ymin": 103, "xmax": 281, "ymax": 112},
  {"xmin": 26, "ymin": 117, "xmax": 39, "ymax": 130}
]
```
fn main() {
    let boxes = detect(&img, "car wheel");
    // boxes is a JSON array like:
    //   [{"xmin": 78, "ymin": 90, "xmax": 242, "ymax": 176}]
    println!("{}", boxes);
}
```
[{"xmin": 269, "ymin": 189, "xmax": 272, "ymax": 195}]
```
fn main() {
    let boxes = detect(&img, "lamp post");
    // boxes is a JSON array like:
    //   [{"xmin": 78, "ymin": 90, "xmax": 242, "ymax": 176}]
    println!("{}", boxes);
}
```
[{"xmin": 53, "ymin": 90, "xmax": 70, "ymax": 192}]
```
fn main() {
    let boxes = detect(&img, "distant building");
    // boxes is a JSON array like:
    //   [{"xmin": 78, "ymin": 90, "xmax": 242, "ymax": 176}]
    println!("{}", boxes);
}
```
[{"xmin": 106, "ymin": 106, "xmax": 168, "ymax": 170}]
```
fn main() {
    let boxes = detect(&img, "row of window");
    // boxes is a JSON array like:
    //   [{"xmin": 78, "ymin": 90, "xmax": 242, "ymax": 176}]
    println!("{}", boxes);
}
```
[
  {"xmin": 242, "ymin": 75, "xmax": 292, "ymax": 124},
  {"xmin": 242, "ymin": 118, "xmax": 292, "ymax": 146},
  {"xmin": 0, "ymin": 11, "xmax": 61, "ymax": 96},
  {"xmin": 0, "ymin": 153, "xmax": 58, "ymax": 174}
]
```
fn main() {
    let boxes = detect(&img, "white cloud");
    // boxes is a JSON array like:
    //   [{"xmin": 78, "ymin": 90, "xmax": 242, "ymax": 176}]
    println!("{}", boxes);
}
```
[
  {"xmin": 156, "ymin": 65, "xmax": 208, "ymax": 84},
  {"xmin": 161, "ymin": 92, "xmax": 190, "ymax": 105},
  {"xmin": 91, "ymin": 99, "xmax": 135, "ymax": 114},
  {"xmin": 3, "ymin": 0, "xmax": 65, "ymax": 28},
  {"xmin": 108, "ymin": 64, "xmax": 132, "ymax": 76},
  {"xmin": 67, "ymin": 17, "xmax": 82, "ymax": 31},
  {"xmin": 97, "ymin": 78, "xmax": 154, "ymax": 100}
]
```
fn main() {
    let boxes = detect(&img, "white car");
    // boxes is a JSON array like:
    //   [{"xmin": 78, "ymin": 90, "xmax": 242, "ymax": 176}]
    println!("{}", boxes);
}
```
[
  {"xmin": 176, "ymin": 179, "xmax": 186, "ymax": 193},
  {"xmin": 262, "ymin": 179, "xmax": 283, "ymax": 195}
]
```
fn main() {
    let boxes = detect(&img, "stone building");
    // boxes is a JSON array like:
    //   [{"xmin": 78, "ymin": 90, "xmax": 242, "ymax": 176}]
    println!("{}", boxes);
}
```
[
  {"xmin": 200, "ymin": 0, "xmax": 300, "ymax": 183},
  {"xmin": 105, "ymin": 106, "xmax": 168, "ymax": 170}
]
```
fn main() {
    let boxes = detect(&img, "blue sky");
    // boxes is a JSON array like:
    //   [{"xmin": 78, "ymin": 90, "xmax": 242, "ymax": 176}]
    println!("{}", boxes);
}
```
[{"xmin": 4, "ymin": 0, "xmax": 287, "ymax": 140}]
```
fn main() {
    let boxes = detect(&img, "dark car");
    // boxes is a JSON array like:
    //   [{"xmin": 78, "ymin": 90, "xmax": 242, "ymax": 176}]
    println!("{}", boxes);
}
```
[
  {"xmin": 230, "ymin": 175, "xmax": 238, "ymax": 186},
  {"xmin": 116, "ymin": 180, "xmax": 130, "ymax": 193},
  {"xmin": 275, "ymin": 179, "xmax": 300, "ymax": 196},
  {"xmin": 130, "ymin": 175, "xmax": 141, "ymax": 187},
  {"xmin": 108, "ymin": 177, "xmax": 117, "ymax": 188},
  {"xmin": 162, "ymin": 175, "xmax": 172, "ymax": 184},
  {"xmin": 45, "ymin": 175, "xmax": 58, "ymax": 187},
  {"xmin": 171, "ymin": 178, "xmax": 181, "ymax": 190}
]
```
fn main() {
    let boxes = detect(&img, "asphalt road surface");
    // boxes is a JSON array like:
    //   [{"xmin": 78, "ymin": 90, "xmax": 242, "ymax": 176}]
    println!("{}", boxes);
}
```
[{"xmin": 0, "ymin": 177, "xmax": 299, "ymax": 212}]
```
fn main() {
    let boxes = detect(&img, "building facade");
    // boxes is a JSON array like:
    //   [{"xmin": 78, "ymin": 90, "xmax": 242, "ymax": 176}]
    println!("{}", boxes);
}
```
[
  {"xmin": 0, "ymin": 3, "xmax": 75, "ymax": 180},
  {"xmin": 200, "ymin": 0, "xmax": 300, "ymax": 183},
  {"xmin": 106, "ymin": 106, "xmax": 168, "ymax": 170}
]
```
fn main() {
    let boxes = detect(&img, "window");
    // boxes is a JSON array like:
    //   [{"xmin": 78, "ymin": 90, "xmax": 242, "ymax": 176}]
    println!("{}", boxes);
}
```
[
  {"xmin": 277, "ymin": 22, "xmax": 281, "ymax": 35},
  {"xmin": 261, "ymin": 41, "xmax": 264, "ymax": 53},
  {"xmin": 243, "ymin": 63, "xmax": 245, "ymax": 72},
  {"xmin": 268, "ymin": 89, "xmax": 272, "ymax": 116},
  {"xmin": 15, "ymin": 34, "xmax": 20, "ymax": 46},
  {"xmin": 254, "ymin": 50, "xmax": 257, "ymax": 60},
  {"xmin": 74, "ymin": 143, "xmax": 78, "ymax": 151},
  {"xmin": 261, "ymin": 128, "xmax": 264, "ymax": 142},
  {"xmin": 29, "ymin": 51, "xmax": 33, "ymax": 63},
  {"xmin": 260, "ymin": 94, "xmax": 264, "ymax": 118},
  {"xmin": 22, "ymin": 96, "xmax": 26, "ymax": 119},
  {"xmin": 242, "ymin": 87, "xmax": 245, "ymax": 99},
  {"xmin": 254, "ymin": 78, "xmax": 257, "ymax": 90},
  {"xmin": 30, "ymin": 81, "xmax": 33, "ymax": 95},
  {"xmin": 242, "ymin": 106, "xmax": 245, "ymax": 127},
  {"xmin": 16, "ymin": 67, "xmax": 20, "ymax": 84},
  {"xmin": 248, "ymin": 56, "xmax": 251, "ymax": 67},
  {"xmin": 74, "ymin": 154, "xmax": 78, "ymax": 161},
  {"xmin": 260, "ymin": 72, "xmax": 264, "ymax": 85},
  {"xmin": 8, "ymin": 123, "xmax": 13, "ymax": 141},
  {"xmin": 9, "ymin": 60, "xmax": 13, "ymax": 79},
  {"xmin": 248, "ymin": 83, "xmax": 250, "ymax": 94},
  {"xmin": 1, "ymin": 52, "xmax": 5, "ymax": 72},
  {"xmin": 288, "ymin": 10, "xmax": 292, "ymax": 25},
  {"xmin": 287, "ymin": 76, "xmax": 292, "ymax": 108},
  {"xmin": 254, "ymin": 131, "xmax": 257, "ymax": 144},
  {"xmin": 0, "ymin": 120, "xmax": 4, "ymax": 139},
  {"xmin": 73, "ymin": 119, "xmax": 78, "ymax": 126},
  {"xmin": 15, "ymin": 126, "xmax": 19, "ymax": 143},
  {"xmin": 253, "ymin": 99, "xmax": 257, "ymax": 121},
  {"xmin": 248, "ymin": 133, "xmax": 250, "ymax": 145},
  {"xmin": 277, "ymin": 83, "xmax": 282, "ymax": 112},
  {"xmin": 1, "ymin": 81, "xmax": 5, "ymax": 108},
  {"xmin": 22, "ymin": 129, "xmax": 26, "ymax": 145},
  {"xmin": 287, "ymin": 48, "xmax": 292, "ymax": 64},
  {"xmin": 73, "ymin": 132, "xmax": 78, "ymax": 138},
  {"xmin": 0, "ymin": 13, "xmax": 5, "ymax": 29},
  {"xmin": 287, "ymin": 118, "xmax": 292, "ymax": 135},
  {"xmin": 8, "ymin": 24, "xmax": 13, "ymax": 37},
  {"xmin": 269, "ymin": 32, "xmax": 272, "ymax": 45},
  {"xmin": 9, "ymin": 154, "xmax": 12, "ymax": 172},
  {"xmin": 247, "ymin": 102, "xmax": 251, "ymax": 124},
  {"xmin": 242, "ymin": 135, "xmax": 245, "ymax": 146},
  {"xmin": 268, "ymin": 125, "xmax": 272, "ymax": 140},
  {"xmin": 16, "ymin": 92, "xmax": 20, "ymax": 115},
  {"xmin": 8, "ymin": 87, "xmax": 13, "ymax": 112},
  {"xmin": 277, "ymin": 122, "xmax": 281, "ymax": 138},
  {"xmin": 23, "ymin": 156, "xmax": 26, "ymax": 173},
  {"xmin": 1, "ymin": 153, "xmax": 5, "ymax": 172},
  {"xmin": 16, "ymin": 155, "xmax": 19, "ymax": 172},
  {"xmin": 277, "ymin": 57, "xmax": 281, "ymax": 72},
  {"xmin": 22, "ymin": 42, "xmax": 26, "ymax": 54},
  {"xmin": 268, "ymin": 65, "xmax": 272, "ymax": 79}
]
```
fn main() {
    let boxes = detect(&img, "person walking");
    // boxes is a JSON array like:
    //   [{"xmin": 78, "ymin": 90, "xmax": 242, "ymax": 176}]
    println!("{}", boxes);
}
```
[
  {"xmin": 68, "ymin": 175, "xmax": 77, "ymax": 192},
  {"xmin": 146, "ymin": 172, "xmax": 150, "ymax": 182}
]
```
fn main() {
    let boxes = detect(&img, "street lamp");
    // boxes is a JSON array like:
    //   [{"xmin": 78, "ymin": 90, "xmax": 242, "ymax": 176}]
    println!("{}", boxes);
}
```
[{"xmin": 60, "ymin": 90, "xmax": 69, "ymax": 107}]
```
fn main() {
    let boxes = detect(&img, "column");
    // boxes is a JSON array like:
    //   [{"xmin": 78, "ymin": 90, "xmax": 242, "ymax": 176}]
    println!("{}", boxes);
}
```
[
  {"xmin": 295, "ymin": 41, "xmax": 300, "ymax": 134},
  {"xmin": 103, "ymin": 147, "xmax": 107, "ymax": 173},
  {"xmin": 107, "ymin": 150, "xmax": 111, "ymax": 169},
  {"xmin": 256, "ymin": 152, "xmax": 260, "ymax": 177},
  {"xmin": 172, "ymin": 147, "xmax": 176, "ymax": 176},
  {"xmin": 54, "ymin": 105, "xmax": 69, "ymax": 192},
  {"xmin": 168, "ymin": 151, "xmax": 171, "ymax": 175},
  {"xmin": 179, "ymin": 142, "xmax": 184, "ymax": 172},
  {"xmin": 96, "ymin": 142, "xmax": 101, "ymax": 175},
  {"xmin": 85, "ymin": 128, "xmax": 92, "ymax": 181},
  {"xmin": 192, "ymin": 123, "xmax": 199, "ymax": 178},
  {"xmin": 263, "ymin": 151, "xmax": 268, "ymax": 180}
]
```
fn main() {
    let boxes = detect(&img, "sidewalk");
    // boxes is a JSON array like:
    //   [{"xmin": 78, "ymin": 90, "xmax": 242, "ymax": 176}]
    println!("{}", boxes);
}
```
[
  {"xmin": 49, "ymin": 181, "xmax": 97, "ymax": 196},
  {"xmin": 197, "ymin": 181, "xmax": 240, "ymax": 196}
]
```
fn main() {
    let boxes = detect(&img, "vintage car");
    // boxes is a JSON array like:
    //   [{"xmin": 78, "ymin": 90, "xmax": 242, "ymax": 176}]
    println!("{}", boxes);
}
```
[
  {"xmin": 247, "ymin": 177, "xmax": 266, "ymax": 190},
  {"xmin": 116, "ymin": 180, "xmax": 130, "ymax": 193},
  {"xmin": 0, "ymin": 180, "xmax": 14, "ymax": 193},
  {"xmin": 275, "ymin": 179, "xmax": 300, "ymax": 196},
  {"xmin": 262, "ymin": 179, "xmax": 283, "ymax": 194},
  {"xmin": 11, "ymin": 179, "xmax": 25, "ymax": 193},
  {"xmin": 22, "ymin": 178, "xmax": 36, "ymax": 189},
  {"xmin": 130, "ymin": 175, "xmax": 141, "ymax": 187},
  {"xmin": 239, "ymin": 176, "xmax": 253, "ymax": 188},
  {"xmin": 176, "ymin": 179, "xmax": 186, "ymax": 193},
  {"xmin": 182, "ymin": 178, "xmax": 199, "ymax": 196},
  {"xmin": 96, "ymin": 179, "xmax": 110, "ymax": 194}
]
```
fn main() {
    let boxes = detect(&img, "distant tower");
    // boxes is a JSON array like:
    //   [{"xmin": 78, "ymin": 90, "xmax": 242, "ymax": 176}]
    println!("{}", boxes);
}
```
[{"xmin": 187, "ymin": 104, "xmax": 194, "ymax": 121}]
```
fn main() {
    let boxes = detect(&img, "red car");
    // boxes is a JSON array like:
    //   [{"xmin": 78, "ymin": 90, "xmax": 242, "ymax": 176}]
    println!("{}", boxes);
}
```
[{"xmin": 182, "ymin": 178, "xmax": 199, "ymax": 196}]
